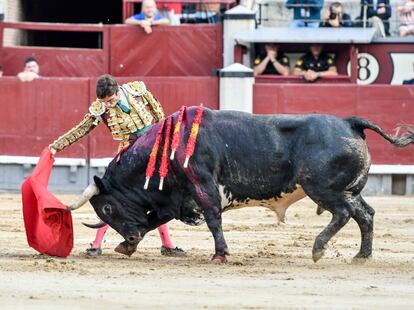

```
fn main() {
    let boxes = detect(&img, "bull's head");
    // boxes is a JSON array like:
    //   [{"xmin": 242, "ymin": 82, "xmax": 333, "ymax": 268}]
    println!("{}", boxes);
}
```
[
  {"xmin": 69, "ymin": 176, "xmax": 155, "ymax": 255},
  {"xmin": 92, "ymin": 176, "xmax": 148, "ymax": 243}
]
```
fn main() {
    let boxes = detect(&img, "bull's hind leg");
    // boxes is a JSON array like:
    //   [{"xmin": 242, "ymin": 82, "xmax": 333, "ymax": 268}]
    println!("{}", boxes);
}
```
[
  {"xmin": 306, "ymin": 194, "xmax": 353, "ymax": 262},
  {"xmin": 351, "ymin": 195, "xmax": 375, "ymax": 262}
]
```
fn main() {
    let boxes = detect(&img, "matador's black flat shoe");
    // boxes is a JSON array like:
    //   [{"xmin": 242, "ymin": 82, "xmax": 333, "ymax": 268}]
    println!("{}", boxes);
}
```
[
  {"xmin": 85, "ymin": 247, "xmax": 103, "ymax": 256},
  {"xmin": 160, "ymin": 246, "xmax": 186, "ymax": 256}
]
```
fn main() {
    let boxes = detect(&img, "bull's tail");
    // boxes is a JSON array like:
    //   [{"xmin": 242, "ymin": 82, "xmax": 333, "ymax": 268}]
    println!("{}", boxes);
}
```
[{"xmin": 345, "ymin": 117, "xmax": 414, "ymax": 147}]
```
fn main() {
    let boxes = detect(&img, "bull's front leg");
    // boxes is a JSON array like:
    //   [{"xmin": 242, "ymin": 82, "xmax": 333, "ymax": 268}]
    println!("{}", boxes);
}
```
[
  {"xmin": 189, "ymin": 182, "xmax": 229, "ymax": 263},
  {"xmin": 204, "ymin": 207, "xmax": 229, "ymax": 263}
]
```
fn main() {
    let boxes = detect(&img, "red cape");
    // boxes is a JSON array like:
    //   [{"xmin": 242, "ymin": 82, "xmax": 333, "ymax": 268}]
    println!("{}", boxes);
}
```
[{"xmin": 21, "ymin": 147, "xmax": 73, "ymax": 257}]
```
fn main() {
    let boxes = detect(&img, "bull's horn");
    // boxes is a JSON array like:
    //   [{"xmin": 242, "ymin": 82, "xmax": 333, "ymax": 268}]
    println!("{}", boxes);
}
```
[
  {"xmin": 82, "ymin": 220, "xmax": 107, "ymax": 229},
  {"xmin": 67, "ymin": 183, "xmax": 100, "ymax": 211}
]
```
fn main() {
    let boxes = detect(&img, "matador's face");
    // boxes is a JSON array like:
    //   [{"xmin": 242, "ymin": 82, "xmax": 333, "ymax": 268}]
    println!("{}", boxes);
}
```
[{"xmin": 101, "ymin": 90, "xmax": 120, "ymax": 108}]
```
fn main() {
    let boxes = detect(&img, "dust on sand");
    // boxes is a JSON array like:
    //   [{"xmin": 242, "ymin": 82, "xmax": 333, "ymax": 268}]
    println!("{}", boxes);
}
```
[{"xmin": 0, "ymin": 194, "xmax": 413, "ymax": 309}]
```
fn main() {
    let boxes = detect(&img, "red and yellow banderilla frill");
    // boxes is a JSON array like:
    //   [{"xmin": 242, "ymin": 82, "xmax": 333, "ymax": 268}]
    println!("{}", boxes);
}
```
[
  {"xmin": 184, "ymin": 105, "xmax": 204, "ymax": 168},
  {"xmin": 170, "ymin": 106, "xmax": 186, "ymax": 160},
  {"xmin": 144, "ymin": 119, "xmax": 165, "ymax": 190},
  {"xmin": 144, "ymin": 105, "xmax": 204, "ymax": 190},
  {"xmin": 158, "ymin": 117, "xmax": 173, "ymax": 190}
]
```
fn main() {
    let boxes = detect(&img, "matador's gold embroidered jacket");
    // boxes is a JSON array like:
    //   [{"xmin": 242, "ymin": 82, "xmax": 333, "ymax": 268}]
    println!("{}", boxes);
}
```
[{"xmin": 50, "ymin": 81, "xmax": 165, "ymax": 153}]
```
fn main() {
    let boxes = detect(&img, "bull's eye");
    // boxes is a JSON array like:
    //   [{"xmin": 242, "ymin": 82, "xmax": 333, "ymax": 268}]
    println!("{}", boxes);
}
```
[{"xmin": 102, "ymin": 204, "xmax": 112, "ymax": 215}]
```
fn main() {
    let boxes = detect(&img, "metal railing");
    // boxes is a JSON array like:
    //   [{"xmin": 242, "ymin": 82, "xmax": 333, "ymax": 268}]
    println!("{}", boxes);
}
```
[{"xmin": 256, "ymin": 2, "xmax": 401, "ymax": 35}]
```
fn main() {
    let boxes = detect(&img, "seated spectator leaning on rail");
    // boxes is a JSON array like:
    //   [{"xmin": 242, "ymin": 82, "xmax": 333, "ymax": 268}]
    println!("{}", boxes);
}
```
[
  {"xmin": 294, "ymin": 44, "xmax": 338, "ymax": 82},
  {"xmin": 17, "ymin": 57, "xmax": 40, "ymax": 82},
  {"xmin": 320, "ymin": 2, "xmax": 352, "ymax": 27},
  {"xmin": 125, "ymin": 0, "xmax": 170, "ymax": 34},
  {"xmin": 254, "ymin": 44, "xmax": 290, "ymax": 76},
  {"xmin": 398, "ymin": 0, "xmax": 414, "ymax": 37},
  {"xmin": 358, "ymin": 0, "xmax": 391, "ymax": 36},
  {"xmin": 286, "ymin": 0, "xmax": 324, "ymax": 28}
]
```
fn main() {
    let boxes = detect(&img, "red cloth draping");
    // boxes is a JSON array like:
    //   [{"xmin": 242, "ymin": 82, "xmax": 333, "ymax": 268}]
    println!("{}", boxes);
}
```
[{"xmin": 21, "ymin": 147, "xmax": 73, "ymax": 257}]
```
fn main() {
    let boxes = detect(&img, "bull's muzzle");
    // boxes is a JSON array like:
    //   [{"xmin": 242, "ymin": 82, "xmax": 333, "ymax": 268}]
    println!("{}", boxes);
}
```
[
  {"xmin": 67, "ymin": 183, "xmax": 100, "ymax": 211},
  {"xmin": 114, "ymin": 234, "xmax": 143, "ymax": 257},
  {"xmin": 127, "ymin": 234, "xmax": 143, "ymax": 244}
]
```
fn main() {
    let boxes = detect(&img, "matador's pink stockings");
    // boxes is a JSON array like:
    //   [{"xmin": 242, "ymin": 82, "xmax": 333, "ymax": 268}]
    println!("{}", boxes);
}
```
[
  {"xmin": 157, "ymin": 223, "xmax": 174, "ymax": 248},
  {"xmin": 90, "ymin": 225, "xmax": 108, "ymax": 248},
  {"xmin": 90, "ymin": 223, "xmax": 174, "ymax": 249}
]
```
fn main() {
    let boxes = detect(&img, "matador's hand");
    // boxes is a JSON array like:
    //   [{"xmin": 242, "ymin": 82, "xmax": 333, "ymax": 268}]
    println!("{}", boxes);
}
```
[{"xmin": 49, "ymin": 146, "xmax": 57, "ymax": 156}]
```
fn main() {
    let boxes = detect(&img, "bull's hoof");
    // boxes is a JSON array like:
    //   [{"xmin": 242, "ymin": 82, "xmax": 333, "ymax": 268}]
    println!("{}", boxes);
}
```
[
  {"xmin": 114, "ymin": 241, "xmax": 137, "ymax": 257},
  {"xmin": 351, "ymin": 253, "xmax": 372, "ymax": 264},
  {"xmin": 312, "ymin": 249, "xmax": 325, "ymax": 263},
  {"xmin": 211, "ymin": 254, "xmax": 227, "ymax": 264}
]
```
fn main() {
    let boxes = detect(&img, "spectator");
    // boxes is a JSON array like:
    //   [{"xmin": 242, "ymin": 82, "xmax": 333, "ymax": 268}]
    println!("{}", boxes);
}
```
[
  {"xmin": 17, "ymin": 57, "xmax": 40, "ymax": 82},
  {"xmin": 286, "ymin": 0, "xmax": 324, "ymax": 28},
  {"xmin": 293, "ymin": 44, "xmax": 338, "ymax": 82},
  {"xmin": 358, "ymin": 0, "xmax": 391, "ymax": 36},
  {"xmin": 0, "ymin": 65, "xmax": 3, "ymax": 77},
  {"xmin": 194, "ymin": 4, "xmax": 221, "ymax": 23},
  {"xmin": 320, "ymin": 2, "xmax": 352, "ymax": 27},
  {"xmin": 254, "ymin": 44, "xmax": 290, "ymax": 76},
  {"xmin": 398, "ymin": 0, "xmax": 414, "ymax": 37},
  {"xmin": 125, "ymin": 0, "xmax": 170, "ymax": 34},
  {"xmin": 157, "ymin": 2, "xmax": 182, "ymax": 25}
]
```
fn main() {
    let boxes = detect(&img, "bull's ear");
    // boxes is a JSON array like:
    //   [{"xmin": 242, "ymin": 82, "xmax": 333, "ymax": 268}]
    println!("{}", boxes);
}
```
[{"xmin": 93, "ymin": 176, "xmax": 109, "ymax": 194}]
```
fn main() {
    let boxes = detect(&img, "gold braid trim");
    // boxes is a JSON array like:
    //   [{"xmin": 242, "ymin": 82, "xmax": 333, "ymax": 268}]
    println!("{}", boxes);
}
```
[
  {"xmin": 123, "ymin": 81, "xmax": 165, "ymax": 121},
  {"xmin": 50, "ymin": 113, "xmax": 99, "ymax": 152},
  {"xmin": 122, "ymin": 81, "xmax": 147, "ymax": 97},
  {"xmin": 143, "ymin": 91, "xmax": 165, "ymax": 121}
]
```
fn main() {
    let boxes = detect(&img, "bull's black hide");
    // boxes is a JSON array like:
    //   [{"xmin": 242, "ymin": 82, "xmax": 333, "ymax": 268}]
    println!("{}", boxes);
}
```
[{"xmin": 87, "ymin": 107, "xmax": 414, "ymax": 262}]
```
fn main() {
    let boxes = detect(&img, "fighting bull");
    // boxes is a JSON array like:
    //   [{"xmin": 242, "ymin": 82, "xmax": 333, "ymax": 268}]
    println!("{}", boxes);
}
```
[{"xmin": 68, "ymin": 107, "xmax": 414, "ymax": 263}]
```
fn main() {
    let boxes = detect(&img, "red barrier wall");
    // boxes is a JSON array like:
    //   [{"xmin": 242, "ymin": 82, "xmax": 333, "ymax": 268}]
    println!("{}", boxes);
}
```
[
  {"xmin": 0, "ymin": 23, "xmax": 222, "ymax": 77},
  {"xmin": 253, "ymin": 84, "xmax": 414, "ymax": 164},
  {"xmin": 0, "ymin": 77, "xmax": 90, "ymax": 158},
  {"xmin": 1, "ymin": 78, "xmax": 412, "ymax": 165},
  {"xmin": 0, "ymin": 22, "xmax": 110, "ymax": 77},
  {"xmin": 0, "ymin": 77, "xmax": 219, "ymax": 158},
  {"xmin": 110, "ymin": 25, "xmax": 223, "ymax": 76},
  {"xmin": 1, "ymin": 48, "xmax": 109, "ymax": 77}
]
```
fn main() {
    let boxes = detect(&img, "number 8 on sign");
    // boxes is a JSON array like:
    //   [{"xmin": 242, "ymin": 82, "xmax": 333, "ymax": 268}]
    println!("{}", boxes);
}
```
[{"xmin": 347, "ymin": 53, "xmax": 380, "ymax": 85}]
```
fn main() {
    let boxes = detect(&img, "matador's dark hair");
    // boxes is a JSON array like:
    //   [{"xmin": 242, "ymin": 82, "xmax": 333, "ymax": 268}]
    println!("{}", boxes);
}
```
[{"xmin": 96, "ymin": 74, "xmax": 118, "ymax": 99}]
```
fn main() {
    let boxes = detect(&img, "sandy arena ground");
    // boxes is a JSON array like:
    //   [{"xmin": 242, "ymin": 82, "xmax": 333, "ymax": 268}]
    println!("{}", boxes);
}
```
[{"xmin": 0, "ymin": 193, "xmax": 413, "ymax": 309}]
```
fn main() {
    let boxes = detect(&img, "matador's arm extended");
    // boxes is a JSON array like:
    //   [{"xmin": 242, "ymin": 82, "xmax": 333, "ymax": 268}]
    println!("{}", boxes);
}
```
[{"xmin": 49, "ymin": 113, "xmax": 100, "ymax": 152}]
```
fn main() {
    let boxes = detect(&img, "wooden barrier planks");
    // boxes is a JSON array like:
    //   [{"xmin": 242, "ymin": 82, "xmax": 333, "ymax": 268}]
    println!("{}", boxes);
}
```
[{"xmin": 253, "ymin": 83, "xmax": 414, "ymax": 164}]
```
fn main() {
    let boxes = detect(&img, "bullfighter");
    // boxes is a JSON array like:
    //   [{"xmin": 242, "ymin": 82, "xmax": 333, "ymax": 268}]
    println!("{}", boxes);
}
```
[{"xmin": 49, "ymin": 74, "xmax": 185, "ymax": 257}]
